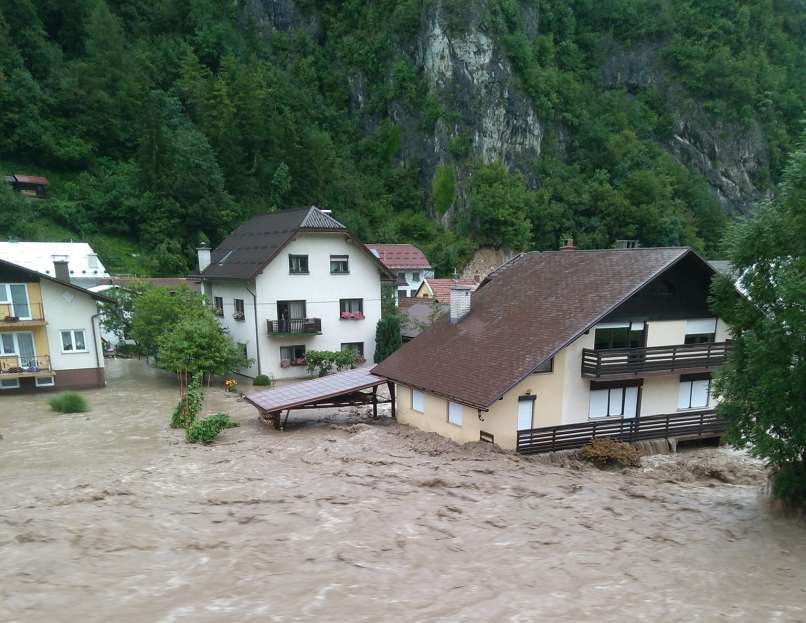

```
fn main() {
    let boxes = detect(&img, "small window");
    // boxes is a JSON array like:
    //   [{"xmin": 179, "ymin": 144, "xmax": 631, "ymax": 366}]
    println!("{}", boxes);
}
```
[
  {"xmin": 233, "ymin": 298, "xmax": 245, "ymax": 320},
  {"xmin": 238, "ymin": 342, "xmax": 248, "ymax": 361},
  {"xmin": 0, "ymin": 378, "xmax": 20, "ymax": 390},
  {"xmin": 411, "ymin": 272, "xmax": 420, "ymax": 282},
  {"xmin": 339, "ymin": 298, "xmax": 363, "ymax": 318},
  {"xmin": 594, "ymin": 322, "xmax": 644, "ymax": 350},
  {"xmin": 684, "ymin": 318, "xmax": 717, "ymax": 344},
  {"xmin": 397, "ymin": 272, "xmax": 407, "ymax": 284},
  {"xmin": 589, "ymin": 385, "xmax": 639, "ymax": 419},
  {"xmin": 341, "ymin": 342, "xmax": 364, "ymax": 359},
  {"xmin": 678, "ymin": 375, "xmax": 711, "ymax": 409},
  {"xmin": 398, "ymin": 289, "xmax": 409, "ymax": 299},
  {"xmin": 213, "ymin": 296, "xmax": 224, "ymax": 316},
  {"xmin": 280, "ymin": 345, "xmax": 306, "ymax": 366},
  {"xmin": 35, "ymin": 376, "xmax": 55, "ymax": 387},
  {"xmin": 0, "ymin": 283, "xmax": 9, "ymax": 303},
  {"xmin": 88, "ymin": 255, "xmax": 99, "ymax": 269},
  {"xmin": 412, "ymin": 388, "xmax": 425, "ymax": 413},
  {"xmin": 448, "ymin": 401, "xmax": 463, "ymax": 426},
  {"xmin": 533, "ymin": 357, "xmax": 553, "ymax": 373},
  {"xmin": 61, "ymin": 329, "xmax": 87, "ymax": 353},
  {"xmin": 330, "ymin": 255, "xmax": 349, "ymax": 274},
  {"xmin": 289, "ymin": 254, "xmax": 309, "ymax": 274}
]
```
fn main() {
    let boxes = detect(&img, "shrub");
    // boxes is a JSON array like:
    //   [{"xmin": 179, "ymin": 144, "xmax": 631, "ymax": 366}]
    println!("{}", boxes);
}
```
[
  {"xmin": 170, "ymin": 372, "xmax": 203, "ymax": 429},
  {"xmin": 580, "ymin": 438, "xmax": 641, "ymax": 468},
  {"xmin": 253, "ymin": 374, "xmax": 272, "ymax": 387},
  {"xmin": 48, "ymin": 392, "xmax": 89, "ymax": 413},
  {"xmin": 186, "ymin": 412, "xmax": 239, "ymax": 444},
  {"xmin": 305, "ymin": 350, "xmax": 356, "ymax": 377}
]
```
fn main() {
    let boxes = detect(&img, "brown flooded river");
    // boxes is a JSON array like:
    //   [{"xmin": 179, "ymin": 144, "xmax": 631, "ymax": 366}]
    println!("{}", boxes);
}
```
[{"xmin": 1, "ymin": 359, "xmax": 805, "ymax": 622}]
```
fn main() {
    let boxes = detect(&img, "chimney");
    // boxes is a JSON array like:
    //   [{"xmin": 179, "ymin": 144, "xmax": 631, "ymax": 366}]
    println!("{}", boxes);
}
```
[
  {"xmin": 197, "ymin": 242, "xmax": 211, "ymax": 272},
  {"xmin": 53, "ymin": 259, "xmax": 70, "ymax": 282},
  {"xmin": 560, "ymin": 237, "xmax": 576, "ymax": 251},
  {"xmin": 449, "ymin": 284, "xmax": 472, "ymax": 324}
]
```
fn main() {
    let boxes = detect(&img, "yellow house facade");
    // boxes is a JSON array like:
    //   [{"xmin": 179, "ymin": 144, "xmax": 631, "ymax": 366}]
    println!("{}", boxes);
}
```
[{"xmin": 0, "ymin": 258, "xmax": 110, "ymax": 393}]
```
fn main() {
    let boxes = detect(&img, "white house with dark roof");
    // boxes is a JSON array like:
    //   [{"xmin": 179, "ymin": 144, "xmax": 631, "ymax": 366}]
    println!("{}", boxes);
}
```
[
  {"xmin": 373, "ymin": 247, "xmax": 732, "ymax": 453},
  {"xmin": 195, "ymin": 207, "xmax": 395, "ymax": 380}
]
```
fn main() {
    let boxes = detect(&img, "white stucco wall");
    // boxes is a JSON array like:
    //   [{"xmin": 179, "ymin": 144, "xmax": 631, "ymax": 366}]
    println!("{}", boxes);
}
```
[
  {"xmin": 208, "ymin": 232, "xmax": 383, "ymax": 381},
  {"xmin": 396, "ymin": 269, "xmax": 433, "ymax": 300},
  {"xmin": 41, "ymin": 279, "xmax": 104, "ymax": 372}
]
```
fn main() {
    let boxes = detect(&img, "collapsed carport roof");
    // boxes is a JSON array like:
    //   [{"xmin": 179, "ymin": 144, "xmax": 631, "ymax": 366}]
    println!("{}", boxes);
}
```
[{"xmin": 244, "ymin": 368, "xmax": 389, "ymax": 414}]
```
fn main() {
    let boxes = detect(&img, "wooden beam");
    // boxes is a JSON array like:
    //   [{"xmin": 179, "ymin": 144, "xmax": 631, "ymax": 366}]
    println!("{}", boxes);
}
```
[
  {"xmin": 387, "ymin": 381, "xmax": 396, "ymax": 419},
  {"xmin": 372, "ymin": 385, "xmax": 378, "ymax": 418}
]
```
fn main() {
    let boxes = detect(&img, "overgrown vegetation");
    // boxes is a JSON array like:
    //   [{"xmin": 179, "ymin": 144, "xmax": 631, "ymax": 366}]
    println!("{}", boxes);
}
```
[
  {"xmin": 186, "ymin": 412, "xmax": 239, "ymax": 444},
  {"xmin": 1, "ymin": 1, "xmax": 803, "ymax": 272},
  {"xmin": 374, "ymin": 315, "xmax": 403, "ymax": 363},
  {"xmin": 712, "ymin": 128, "xmax": 806, "ymax": 509},
  {"xmin": 304, "ymin": 350, "xmax": 357, "ymax": 377},
  {"xmin": 169, "ymin": 371, "xmax": 203, "ymax": 429},
  {"xmin": 48, "ymin": 392, "xmax": 89, "ymax": 413},
  {"xmin": 580, "ymin": 438, "xmax": 641, "ymax": 468},
  {"xmin": 253, "ymin": 374, "xmax": 272, "ymax": 387}
]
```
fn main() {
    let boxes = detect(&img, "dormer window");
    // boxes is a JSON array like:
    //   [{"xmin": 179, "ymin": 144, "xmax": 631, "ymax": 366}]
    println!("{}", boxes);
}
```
[
  {"xmin": 330, "ymin": 255, "xmax": 349, "ymax": 274},
  {"xmin": 289, "ymin": 254, "xmax": 309, "ymax": 274}
]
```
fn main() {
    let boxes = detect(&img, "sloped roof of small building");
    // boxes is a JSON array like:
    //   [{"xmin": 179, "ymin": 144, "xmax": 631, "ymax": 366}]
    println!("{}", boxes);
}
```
[
  {"xmin": 0, "ymin": 241, "xmax": 108, "ymax": 279},
  {"xmin": 198, "ymin": 206, "xmax": 394, "ymax": 281},
  {"xmin": 12, "ymin": 175, "xmax": 49, "ymax": 185},
  {"xmin": 365, "ymin": 244, "xmax": 431, "ymax": 270},
  {"xmin": 373, "ymin": 247, "xmax": 713, "ymax": 409},
  {"xmin": 417, "ymin": 278, "xmax": 477, "ymax": 304},
  {"xmin": 0, "ymin": 257, "xmax": 114, "ymax": 303}
]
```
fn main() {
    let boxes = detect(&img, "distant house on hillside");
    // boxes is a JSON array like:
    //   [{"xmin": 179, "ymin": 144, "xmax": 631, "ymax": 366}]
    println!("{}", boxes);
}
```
[
  {"xmin": 366, "ymin": 243, "xmax": 433, "ymax": 301},
  {"xmin": 0, "ymin": 241, "xmax": 109, "ymax": 288},
  {"xmin": 194, "ymin": 207, "xmax": 396, "ymax": 380},
  {"xmin": 415, "ymin": 277, "xmax": 478, "ymax": 304},
  {"xmin": 373, "ymin": 247, "xmax": 732, "ymax": 453},
  {"xmin": 4, "ymin": 175, "xmax": 49, "ymax": 198},
  {"xmin": 399, "ymin": 297, "xmax": 446, "ymax": 342}
]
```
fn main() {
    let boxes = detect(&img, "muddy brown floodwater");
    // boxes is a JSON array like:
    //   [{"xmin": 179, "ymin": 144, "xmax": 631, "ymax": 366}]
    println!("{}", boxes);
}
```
[{"xmin": 1, "ymin": 359, "xmax": 805, "ymax": 622}]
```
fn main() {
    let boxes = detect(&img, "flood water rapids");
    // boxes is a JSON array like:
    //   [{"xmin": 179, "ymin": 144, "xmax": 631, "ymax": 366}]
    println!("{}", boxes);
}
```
[{"xmin": 1, "ymin": 359, "xmax": 805, "ymax": 622}]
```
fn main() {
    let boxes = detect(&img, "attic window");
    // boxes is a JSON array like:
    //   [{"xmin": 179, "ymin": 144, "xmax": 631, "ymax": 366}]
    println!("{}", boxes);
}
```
[{"xmin": 218, "ymin": 250, "xmax": 234, "ymax": 265}]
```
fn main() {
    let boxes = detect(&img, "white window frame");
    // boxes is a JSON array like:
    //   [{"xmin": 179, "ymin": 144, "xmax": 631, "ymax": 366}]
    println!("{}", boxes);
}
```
[
  {"xmin": 0, "ymin": 378, "xmax": 20, "ymax": 390},
  {"xmin": 447, "ymin": 401, "xmax": 463, "ymax": 426},
  {"xmin": 35, "ymin": 376, "xmax": 55, "ymax": 387},
  {"xmin": 678, "ymin": 377, "xmax": 711, "ymax": 410},
  {"xmin": 0, "ymin": 283, "xmax": 31, "ymax": 319},
  {"xmin": 589, "ymin": 385, "xmax": 639, "ymax": 419},
  {"xmin": 411, "ymin": 388, "xmax": 425, "ymax": 413},
  {"xmin": 61, "ymin": 329, "xmax": 88, "ymax": 353}
]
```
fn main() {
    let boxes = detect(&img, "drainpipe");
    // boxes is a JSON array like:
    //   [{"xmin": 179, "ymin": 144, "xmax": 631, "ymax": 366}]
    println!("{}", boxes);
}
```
[
  {"xmin": 91, "ymin": 311, "xmax": 104, "ymax": 386},
  {"xmin": 246, "ymin": 282, "xmax": 261, "ymax": 376}
]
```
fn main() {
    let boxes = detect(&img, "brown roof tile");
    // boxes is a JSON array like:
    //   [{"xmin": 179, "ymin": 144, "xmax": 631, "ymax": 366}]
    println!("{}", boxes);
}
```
[
  {"xmin": 365, "ymin": 244, "xmax": 431, "ymax": 270},
  {"xmin": 420, "ymin": 278, "xmax": 477, "ymax": 304},
  {"xmin": 373, "ymin": 248, "xmax": 703, "ymax": 408}
]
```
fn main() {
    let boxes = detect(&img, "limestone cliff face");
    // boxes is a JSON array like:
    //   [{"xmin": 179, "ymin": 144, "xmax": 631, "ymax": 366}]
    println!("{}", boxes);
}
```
[{"xmin": 244, "ymin": 0, "xmax": 768, "ymax": 216}]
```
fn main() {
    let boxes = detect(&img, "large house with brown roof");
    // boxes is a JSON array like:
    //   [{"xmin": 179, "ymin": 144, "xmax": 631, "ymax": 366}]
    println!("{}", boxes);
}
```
[
  {"xmin": 372, "ymin": 247, "xmax": 732, "ymax": 451},
  {"xmin": 365, "ymin": 243, "xmax": 433, "ymax": 301},
  {"xmin": 195, "ymin": 207, "xmax": 394, "ymax": 380}
]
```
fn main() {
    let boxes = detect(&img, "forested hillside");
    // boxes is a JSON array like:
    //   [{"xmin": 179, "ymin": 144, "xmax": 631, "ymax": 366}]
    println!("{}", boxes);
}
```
[{"xmin": 1, "ymin": 0, "xmax": 804, "ymax": 275}]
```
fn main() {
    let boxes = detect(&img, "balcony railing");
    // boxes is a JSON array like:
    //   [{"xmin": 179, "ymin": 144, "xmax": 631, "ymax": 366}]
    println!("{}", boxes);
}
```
[
  {"xmin": 267, "ymin": 318, "xmax": 322, "ymax": 336},
  {"xmin": 581, "ymin": 341, "xmax": 731, "ymax": 378},
  {"xmin": 517, "ymin": 409, "xmax": 724, "ymax": 454},
  {"xmin": 0, "ymin": 302, "xmax": 45, "ymax": 324},
  {"xmin": 0, "ymin": 355, "xmax": 52, "ymax": 378}
]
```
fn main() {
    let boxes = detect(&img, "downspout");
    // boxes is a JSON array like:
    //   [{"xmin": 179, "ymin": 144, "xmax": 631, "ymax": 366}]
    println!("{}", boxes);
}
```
[
  {"xmin": 246, "ymin": 282, "xmax": 261, "ymax": 376},
  {"xmin": 91, "ymin": 311, "xmax": 104, "ymax": 386}
]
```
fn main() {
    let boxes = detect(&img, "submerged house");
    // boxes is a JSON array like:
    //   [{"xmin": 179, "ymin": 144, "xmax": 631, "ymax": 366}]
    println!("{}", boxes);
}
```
[
  {"xmin": 372, "ymin": 247, "xmax": 731, "ymax": 452},
  {"xmin": 0, "ymin": 258, "xmax": 111, "ymax": 392},
  {"xmin": 195, "ymin": 207, "xmax": 395, "ymax": 380}
]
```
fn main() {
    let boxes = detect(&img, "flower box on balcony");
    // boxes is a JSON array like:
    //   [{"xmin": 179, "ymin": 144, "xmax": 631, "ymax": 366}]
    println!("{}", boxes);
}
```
[
  {"xmin": 280, "ymin": 359, "xmax": 290, "ymax": 369},
  {"xmin": 340, "ymin": 311, "xmax": 364, "ymax": 320},
  {"xmin": 295, "ymin": 357, "xmax": 306, "ymax": 366}
]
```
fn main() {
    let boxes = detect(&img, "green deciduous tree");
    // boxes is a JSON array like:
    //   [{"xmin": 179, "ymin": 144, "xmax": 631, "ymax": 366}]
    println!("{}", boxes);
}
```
[
  {"xmin": 129, "ymin": 285, "xmax": 208, "ymax": 356},
  {"xmin": 157, "ymin": 314, "xmax": 245, "ymax": 378},
  {"xmin": 712, "ymin": 130, "xmax": 806, "ymax": 508}
]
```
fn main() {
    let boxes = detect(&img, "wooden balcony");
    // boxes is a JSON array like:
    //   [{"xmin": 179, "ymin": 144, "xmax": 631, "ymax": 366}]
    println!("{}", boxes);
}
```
[
  {"xmin": 581, "ymin": 341, "xmax": 731, "ymax": 379},
  {"xmin": 517, "ymin": 409, "xmax": 724, "ymax": 454},
  {"xmin": 267, "ymin": 318, "xmax": 322, "ymax": 337},
  {"xmin": 0, "ymin": 302, "xmax": 46, "ymax": 327},
  {"xmin": 0, "ymin": 355, "xmax": 53, "ymax": 379}
]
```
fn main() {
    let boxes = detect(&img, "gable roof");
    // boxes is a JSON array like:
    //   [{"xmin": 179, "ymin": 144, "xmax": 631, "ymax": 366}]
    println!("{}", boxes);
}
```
[
  {"xmin": 0, "ymin": 257, "xmax": 114, "ymax": 303},
  {"xmin": 0, "ymin": 241, "xmax": 108, "ymax": 280},
  {"xmin": 373, "ymin": 247, "xmax": 711, "ymax": 409},
  {"xmin": 416, "ymin": 278, "xmax": 477, "ymax": 304},
  {"xmin": 365, "ymin": 244, "xmax": 432, "ymax": 270}
]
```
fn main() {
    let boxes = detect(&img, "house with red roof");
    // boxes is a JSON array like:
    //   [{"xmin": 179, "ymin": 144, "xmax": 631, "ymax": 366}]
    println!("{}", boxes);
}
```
[{"xmin": 365, "ymin": 244, "xmax": 433, "ymax": 301}]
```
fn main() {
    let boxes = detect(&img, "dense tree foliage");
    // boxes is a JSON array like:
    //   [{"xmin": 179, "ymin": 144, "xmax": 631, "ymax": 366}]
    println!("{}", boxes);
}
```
[
  {"xmin": 0, "ymin": 0, "xmax": 803, "ymax": 273},
  {"xmin": 712, "ymin": 128, "xmax": 806, "ymax": 508}
]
